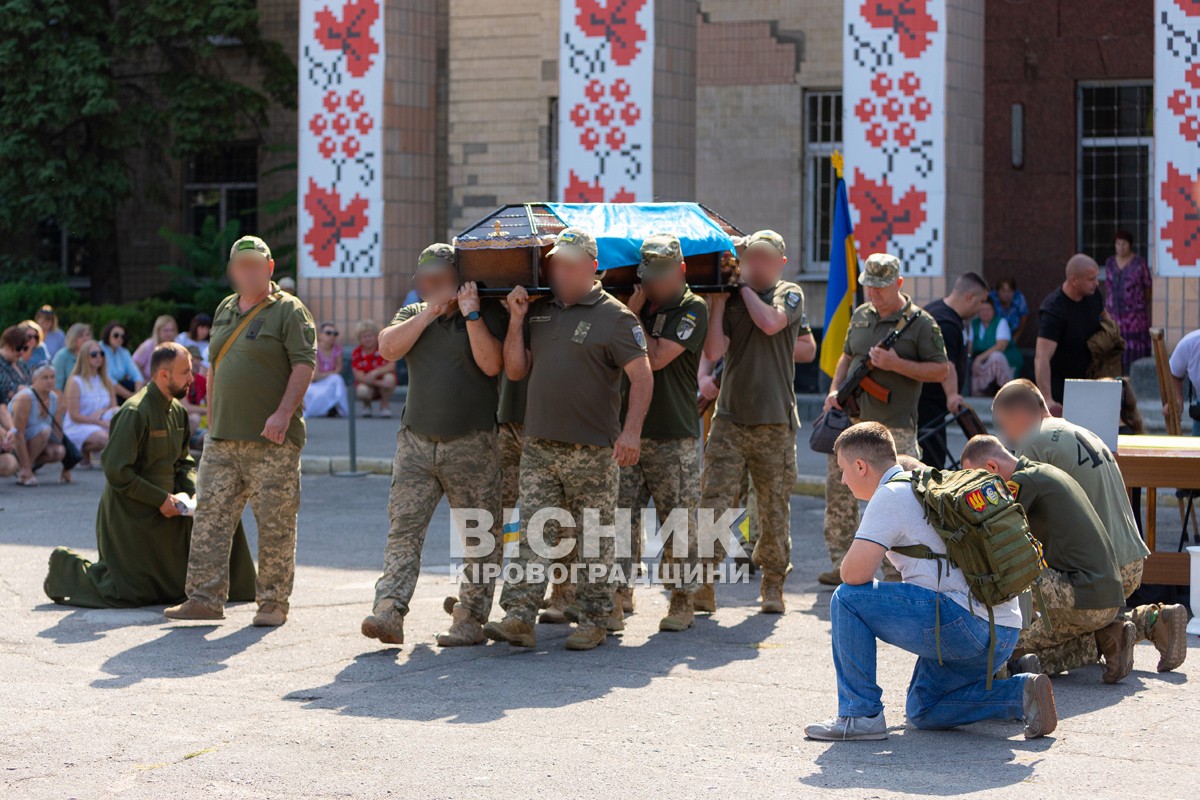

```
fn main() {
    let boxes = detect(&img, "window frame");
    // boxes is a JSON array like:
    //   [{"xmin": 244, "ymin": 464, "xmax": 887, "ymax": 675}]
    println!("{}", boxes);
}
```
[
  {"xmin": 182, "ymin": 142, "xmax": 260, "ymax": 235},
  {"xmin": 803, "ymin": 89, "xmax": 843, "ymax": 275}
]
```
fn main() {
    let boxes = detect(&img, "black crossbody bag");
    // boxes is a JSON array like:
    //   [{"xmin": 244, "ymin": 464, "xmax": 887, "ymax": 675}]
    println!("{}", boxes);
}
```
[{"xmin": 35, "ymin": 390, "xmax": 82, "ymax": 471}]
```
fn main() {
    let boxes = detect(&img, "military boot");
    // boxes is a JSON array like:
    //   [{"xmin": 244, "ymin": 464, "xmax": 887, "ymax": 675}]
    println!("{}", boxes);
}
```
[
  {"xmin": 616, "ymin": 585, "xmax": 635, "ymax": 614},
  {"xmin": 1137, "ymin": 603, "xmax": 1189, "ymax": 672},
  {"xmin": 564, "ymin": 623, "xmax": 606, "ymax": 651},
  {"xmin": 361, "ymin": 608, "xmax": 404, "ymax": 644},
  {"xmin": 164, "ymin": 598, "xmax": 225, "ymax": 621},
  {"xmin": 606, "ymin": 591, "xmax": 625, "ymax": 632},
  {"xmin": 252, "ymin": 602, "xmax": 287, "ymax": 627},
  {"xmin": 483, "ymin": 616, "xmax": 536, "ymax": 648},
  {"xmin": 816, "ymin": 568, "xmax": 842, "ymax": 587},
  {"xmin": 693, "ymin": 581, "xmax": 716, "ymax": 613},
  {"xmin": 659, "ymin": 591, "xmax": 695, "ymax": 632},
  {"xmin": 437, "ymin": 604, "xmax": 485, "ymax": 647},
  {"xmin": 1095, "ymin": 619, "xmax": 1136, "ymax": 684},
  {"xmin": 538, "ymin": 581, "xmax": 575, "ymax": 624},
  {"xmin": 760, "ymin": 572, "xmax": 786, "ymax": 614}
]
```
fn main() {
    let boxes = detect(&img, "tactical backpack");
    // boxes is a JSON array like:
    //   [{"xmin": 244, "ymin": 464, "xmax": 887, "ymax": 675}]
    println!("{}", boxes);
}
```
[{"xmin": 890, "ymin": 467, "xmax": 1047, "ymax": 688}]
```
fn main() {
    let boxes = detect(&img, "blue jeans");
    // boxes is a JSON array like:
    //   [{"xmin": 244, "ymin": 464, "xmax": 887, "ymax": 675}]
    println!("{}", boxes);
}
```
[{"xmin": 831, "ymin": 580, "xmax": 1026, "ymax": 729}]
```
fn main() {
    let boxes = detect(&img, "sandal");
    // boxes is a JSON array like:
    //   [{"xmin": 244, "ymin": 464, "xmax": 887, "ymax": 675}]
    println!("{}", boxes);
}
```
[
  {"xmin": 59, "ymin": 470, "xmax": 73, "ymax": 484},
  {"xmin": 17, "ymin": 475, "xmax": 38, "ymax": 487}
]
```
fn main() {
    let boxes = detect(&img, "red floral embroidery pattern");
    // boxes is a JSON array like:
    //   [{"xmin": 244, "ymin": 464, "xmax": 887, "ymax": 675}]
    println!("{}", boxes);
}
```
[
  {"xmin": 575, "ymin": 0, "xmax": 648, "ymax": 67},
  {"xmin": 1176, "ymin": 0, "xmax": 1200, "ymax": 17},
  {"xmin": 850, "ymin": 168, "xmax": 928, "ymax": 253},
  {"xmin": 563, "ymin": 170, "xmax": 633, "ymax": 203},
  {"xmin": 315, "ymin": 0, "xmax": 380, "ymax": 78},
  {"xmin": 855, "ymin": 71, "xmax": 931, "ymax": 149},
  {"xmin": 304, "ymin": 179, "xmax": 370, "ymax": 267},
  {"xmin": 859, "ymin": 0, "xmax": 939, "ymax": 59},
  {"xmin": 309, "ymin": 89, "xmax": 374, "ymax": 160},
  {"xmin": 569, "ymin": 78, "xmax": 641, "ymax": 154},
  {"xmin": 1167, "ymin": 64, "xmax": 1200, "ymax": 143},
  {"xmin": 1160, "ymin": 162, "xmax": 1200, "ymax": 267}
]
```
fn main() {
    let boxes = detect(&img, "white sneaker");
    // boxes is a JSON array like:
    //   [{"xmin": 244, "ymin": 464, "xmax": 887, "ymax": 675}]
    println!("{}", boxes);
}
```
[{"xmin": 804, "ymin": 711, "xmax": 887, "ymax": 741}]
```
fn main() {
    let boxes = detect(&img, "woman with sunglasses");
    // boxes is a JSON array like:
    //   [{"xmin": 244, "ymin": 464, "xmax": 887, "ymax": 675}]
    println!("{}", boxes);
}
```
[
  {"xmin": 99, "ymin": 320, "xmax": 144, "ymax": 401},
  {"xmin": 19, "ymin": 320, "xmax": 50, "ymax": 370},
  {"xmin": 63, "ymin": 339, "xmax": 118, "ymax": 468},
  {"xmin": 303, "ymin": 323, "xmax": 349, "ymax": 418},
  {"xmin": 0, "ymin": 325, "xmax": 32, "ymax": 407}
]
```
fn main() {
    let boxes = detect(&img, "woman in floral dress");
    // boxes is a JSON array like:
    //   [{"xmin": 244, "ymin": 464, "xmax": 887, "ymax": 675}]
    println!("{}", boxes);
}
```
[{"xmin": 1104, "ymin": 229, "xmax": 1153, "ymax": 373}]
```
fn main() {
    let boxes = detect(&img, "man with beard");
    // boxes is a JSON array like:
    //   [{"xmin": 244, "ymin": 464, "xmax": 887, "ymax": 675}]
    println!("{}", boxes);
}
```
[{"xmin": 45, "ymin": 343, "xmax": 257, "ymax": 607}]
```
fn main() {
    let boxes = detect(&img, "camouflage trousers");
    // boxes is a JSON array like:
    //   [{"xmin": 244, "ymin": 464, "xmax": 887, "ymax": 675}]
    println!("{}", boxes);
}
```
[
  {"xmin": 1017, "ymin": 567, "xmax": 1119, "ymax": 675},
  {"xmin": 497, "ymin": 422, "xmax": 524, "ymax": 514},
  {"xmin": 374, "ymin": 427, "xmax": 503, "ymax": 624},
  {"xmin": 617, "ymin": 437, "xmax": 702, "ymax": 593},
  {"xmin": 699, "ymin": 417, "xmax": 797, "ymax": 578},
  {"xmin": 1120, "ymin": 558, "xmax": 1158, "ymax": 643},
  {"xmin": 824, "ymin": 425, "xmax": 918, "ymax": 570},
  {"xmin": 499, "ymin": 437, "xmax": 619, "ymax": 626},
  {"xmin": 186, "ymin": 439, "xmax": 301, "ymax": 610}
]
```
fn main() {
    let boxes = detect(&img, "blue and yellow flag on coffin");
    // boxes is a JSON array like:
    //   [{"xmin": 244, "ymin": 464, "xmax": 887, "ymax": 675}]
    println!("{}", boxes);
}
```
[{"xmin": 820, "ymin": 152, "xmax": 859, "ymax": 378}]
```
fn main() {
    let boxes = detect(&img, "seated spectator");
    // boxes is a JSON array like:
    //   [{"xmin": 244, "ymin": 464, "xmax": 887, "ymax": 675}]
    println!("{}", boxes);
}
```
[
  {"xmin": 35, "ymin": 305, "xmax": 65, "ymax": 357},
  {"xmin": 44, "ymin": 343, "xmax": 256, "ymax": 608},
  {"xmin": 20, "ymin": 320, "xmax": 50, "ymax": 369},
  {"xmin": 8, "ymin": 364, "xmax": 67, "ymax": 485},
  {"xmin": 1167, "ymin": 327, "xmax": 1200, "ymax": 436},
  {"xmin": 179, "ymin": 346, "xmax": 208, "ymax": 449},
  {"xmin": 132, "ymin": 315, "xmax": 179, "ymax": 378},
  {"xmin": 991, "ymin": 276, "xmax": 1029, "ymax": 347},
  {"xmin": 0, "ymin": 394, "xmax": 22, "ymax": 479},
  {"xmin": 1035, "ymin": 255, "xmax": 1106, "ymax": 415},
  {"xmin": 99, "ymin": 320, "xmax": 144, "ymax": 401},
  {"xmin": 804, "ymin": 423, "xmax": 1055, "ymax": 742},
  {"xmin": 0, "ymin": 325, "xmax": 32, "ymax": 405},
  {"xmin": 63, "ymin": 339, "xmax": 118, "ymax": 468},
  {"xmin": 989, "ymin": 379, "xmax": 1188, "ymax": 672},
  {"xmin": 960, "ymin": 435, "xmax": 1133, "ymax": 683},
  {"xmin": 51, "ymin": 323, "xmax": 92, "ymax": 392},
  {"xmin": 352, "ymin": 319, "xmax": 395, "ymax": 418},
  {"xmin": 968, "ymin": 301, "xmax": 1014, "ymax": 395},
  {"xmin": 305, "ymin": 322, "xmax": 349, "ymax": 418},
  {"xmin": 175, "ymin": 313, "xmax": 212, "ymax": 367}
]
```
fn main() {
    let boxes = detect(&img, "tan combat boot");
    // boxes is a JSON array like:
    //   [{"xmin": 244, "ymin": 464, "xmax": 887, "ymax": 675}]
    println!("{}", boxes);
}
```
[
  {"xmin": 482, "ymin": 616, "xmax": 536, "ymax": 648},
  {"xmin": 164, "ymin": 598, "xmax": 225, "ymax": 621},
  {"xmin": 361, "ymin": 608, "xmax": 404, "ymax": 644},
  {"xmin": 659, "ymin": 591, "xmax": 695, "ymax": 632},
  {"xmin": 538, "ymin": 582, "xmax": 575, "ymax": 624},
  {"xmin": 1138, "ymin": 603, "xmax": 1189, "ymax": 672},
  {"xmin": 1094, "ymin": 619, "xmax": 1136, "ymax": 684},
  {"xmin": 693, "ymin": 581, "xmax": 716, "ymax": 613},
  {"xmin": 606, "ymin": 591, "xmax": 625, "ymax": 632},
  {"xmin": 760, "ymin": 572, "xmax": 786, "ymax": 614},
  {"xmin": 252, "ymin": 602, "xmax": 287, "ymax": 627},
  {"xmin": 437, "ymin": 604, "xmax": 485, "ymax": 647},
  {"xmin": 564, "ymin": 623, "xmax": 607, "ymax": 651},
  {"xmin": 616, "ymin": 585, "xmax": 635, "ymax": 614},
  {"xmin": 816, "ymin": 568, "xmax": 842, "ymax": 587}
]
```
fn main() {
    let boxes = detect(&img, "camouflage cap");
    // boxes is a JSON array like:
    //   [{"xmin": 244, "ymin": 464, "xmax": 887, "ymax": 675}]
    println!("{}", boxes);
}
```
[
  {"xmin": 229, "ymin": 235, "xmax": 271, "ymax": 261},
  {"xmin": 859, "ymin": 253, "xmax": 901, "ymax": 287},
  {"xmin": 638, "ymin": 233, "xmax": 683, "ymax": 279},
  {"xmin": 415, "ymin": 242, "xmax": 456, "ymax": 273},
  {"xmin": 743, "ymin": 229, "xmax": 786, "ymax": 257},
  {"xmin": 547, "ymin": 227, "xmax": 598, "ymax": 260}
]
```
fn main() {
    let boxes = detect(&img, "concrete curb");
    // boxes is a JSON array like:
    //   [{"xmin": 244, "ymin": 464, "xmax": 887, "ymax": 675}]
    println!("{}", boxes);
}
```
[{"xmin": 301, "ymin": 456, "xmax": 392, "ymax": 475}]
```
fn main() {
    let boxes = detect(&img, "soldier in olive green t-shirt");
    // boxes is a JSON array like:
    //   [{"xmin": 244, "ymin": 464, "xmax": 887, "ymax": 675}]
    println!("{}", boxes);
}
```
[{"xmin": 698, "ymin": 230, "xmax": 816, "ymax": 615}]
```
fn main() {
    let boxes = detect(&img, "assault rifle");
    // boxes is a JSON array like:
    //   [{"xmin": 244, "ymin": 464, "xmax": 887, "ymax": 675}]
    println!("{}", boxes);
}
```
[{"xmin": 835, "ymin": 309, "xmax": 920, "ymax": 417}]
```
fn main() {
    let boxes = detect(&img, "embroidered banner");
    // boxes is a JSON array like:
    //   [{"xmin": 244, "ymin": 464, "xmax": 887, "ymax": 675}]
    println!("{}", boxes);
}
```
[
  {"xmin": 558, "ymin": 0, "xmax": 655, "ymax": 203},
  {"xmin": 298, "ymin": 0, "xmax": 384, "ymax": 278},
  {"xmin": 843, "ymin": 0, "xmax": 945, "ymax": 276},
  {"xmin": 1156, "ymin": 0, "xmax": 1200, "ymax": 275}
]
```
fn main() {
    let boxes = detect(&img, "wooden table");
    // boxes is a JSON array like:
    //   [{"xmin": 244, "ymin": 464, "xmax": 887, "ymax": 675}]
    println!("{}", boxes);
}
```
[{"xmin": 1115, "ymin": 435, "xmax": 1200, "ymax": 585}]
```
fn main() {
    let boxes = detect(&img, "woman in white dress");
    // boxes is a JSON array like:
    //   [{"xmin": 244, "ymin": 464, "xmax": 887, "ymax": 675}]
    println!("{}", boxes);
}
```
[
  {"xmin": 304, "ymin": 323, "xmax": 349, "ymax": 417},
  {"xmin": 63, "ymin": 339, "xmax": 118, "ymax": 468}
]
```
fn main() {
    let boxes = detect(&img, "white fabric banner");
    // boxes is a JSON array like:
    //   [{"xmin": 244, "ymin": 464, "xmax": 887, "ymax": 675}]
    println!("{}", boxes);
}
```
[
  {"xmin": 843, "ymin": 0, "xmax": 946, "ymax": 276},
  {"xmin": 298, "ymin": 0, "xmax": 384, "ymax": 278},
  {"xmin": 557, "ymin": 0, "xmax": 655, "ymax": 202},
  {"xmin": 1155, "ymin": 0, "xmax": 1200, "ymax": 276}
]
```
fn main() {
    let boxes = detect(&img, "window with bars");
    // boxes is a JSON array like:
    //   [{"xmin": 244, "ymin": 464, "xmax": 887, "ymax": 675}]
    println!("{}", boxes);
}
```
[
  {"xmin": 804, "ymin": 91, "xmax": 843, "ymax": 273},
  {"xmin": 183, "ymin": 142, "xmax": 259, "ymax": 236},
  {"xmin": 1077, "ymin": 83, "xmax": 1153, "ymax": 267}
]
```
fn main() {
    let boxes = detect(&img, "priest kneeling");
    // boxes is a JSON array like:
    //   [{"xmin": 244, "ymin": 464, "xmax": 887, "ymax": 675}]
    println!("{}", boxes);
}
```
[{"xmin": 44, "ymin": 342, "xmax": 256, "ymax": 608}]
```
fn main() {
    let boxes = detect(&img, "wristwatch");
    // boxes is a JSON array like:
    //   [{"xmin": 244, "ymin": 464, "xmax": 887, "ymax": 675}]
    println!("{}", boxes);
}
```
[{"xmin": 466, "ymin": 310, "xmax": 481, "ymax": 322}]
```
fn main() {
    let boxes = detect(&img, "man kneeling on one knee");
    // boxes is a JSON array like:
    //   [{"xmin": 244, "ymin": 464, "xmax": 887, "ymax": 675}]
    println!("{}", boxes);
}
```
[{"xmin": 805, "ymin": 422, "xmax": 1056, "ymax": 742}]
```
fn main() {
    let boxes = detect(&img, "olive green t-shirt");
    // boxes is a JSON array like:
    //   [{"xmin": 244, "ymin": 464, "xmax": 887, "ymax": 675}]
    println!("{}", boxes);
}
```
[
  {"xmin": 1018, "ymin": 418, "xmax": 1150, "ymax": 567},
  {"xmin": 715, "ymin": 281, "xmax": 812, "ymax": 428},
  {"xmin": 621, "ymin": 287, "xmax": 708, "ymax": 440},
  {"xmin": 209, "ymin": 285, "xmax": 316, "ymax": 448},
  {"xmin": 1009, "ymin": 457, "xmax": 1125, "ymax": 609},
  {"xmin": 843, "ymin": 295, "xmax": 947, "ymax": 429},
  {"xmin": 391, "ymin": 302, "xmax": 506, "ymax": 438},
  {"xmin": 498, "ymin": 374, "xmax": 528, "ymax": 426},
  {"xmin": 524, "ymin": 281, "xmax": 648, "ymax": 447}
]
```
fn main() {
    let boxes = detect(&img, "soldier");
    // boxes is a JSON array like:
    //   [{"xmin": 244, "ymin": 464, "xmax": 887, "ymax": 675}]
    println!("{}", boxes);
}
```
[
  {"xmin": 359, "ymin": 244, "xmax": 507, "ymax": 647},
  {"xmin": 989, "ymin": 379, "xmax": 1188, "ymax": 672},
  {"xmin": 484, "ymin": 227, "xmax": 653, "ymax": 651},
  {"xmin": 697, "ymin": 230, "xmax": 815, "ymax": 614},
  {"xmin": 820, "ymin": 254, "xmax": 949, "ymax": 586},
  {"xmin": 618, "ymin": 233, "xmax": 709, "ymax": 632},
  {"xmin": 166, "ymin": 236, "xmax": 316, "ymax": 627}
]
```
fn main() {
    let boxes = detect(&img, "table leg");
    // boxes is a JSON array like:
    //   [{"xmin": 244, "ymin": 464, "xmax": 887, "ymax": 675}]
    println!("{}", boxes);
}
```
[{"xmin": 1147, "ymin": 487, "xmax": 1157, "ymax": 552}]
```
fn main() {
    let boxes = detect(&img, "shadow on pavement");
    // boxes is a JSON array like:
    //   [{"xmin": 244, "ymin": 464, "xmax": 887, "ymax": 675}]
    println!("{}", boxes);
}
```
[
  {"xmin": 283, "ymin": 613, "xmax": 780, "ymax": 724},
  {"xmin": 88, "ymin": 624, "xmax": 275, "ymax": 689}
]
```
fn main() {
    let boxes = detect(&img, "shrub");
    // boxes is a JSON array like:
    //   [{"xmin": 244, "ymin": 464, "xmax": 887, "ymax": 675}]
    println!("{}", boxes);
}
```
[
  {"xmin": 0, "ymin": 281, "xmax": 80, "ymax": 331},
  {"xmin": 55, "ymin": 299, "xmax": 180, "ymax": 345}
]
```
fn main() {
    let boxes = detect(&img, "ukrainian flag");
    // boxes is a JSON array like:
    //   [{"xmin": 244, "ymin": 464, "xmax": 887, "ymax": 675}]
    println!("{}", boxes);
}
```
[{"xmin": 820, "ymin": 153, "xmax": 858, "ymax": 378}]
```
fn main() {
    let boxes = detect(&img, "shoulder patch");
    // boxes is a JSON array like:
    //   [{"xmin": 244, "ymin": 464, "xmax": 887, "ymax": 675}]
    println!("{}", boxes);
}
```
[
  {"xmin": 1006, "ymin": 480, "xmax": 1020, "ymax": 499},
  {"xmin": 785, "ymin": 291, "xmax": 801, "ymax": 309},
  {"xmin": 676, "ymin": 312, "xmax": 697, "ymax": 341},
  {"xmin": 632, "ymin": 325, "xmax": 647, "ymax": 350}
]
